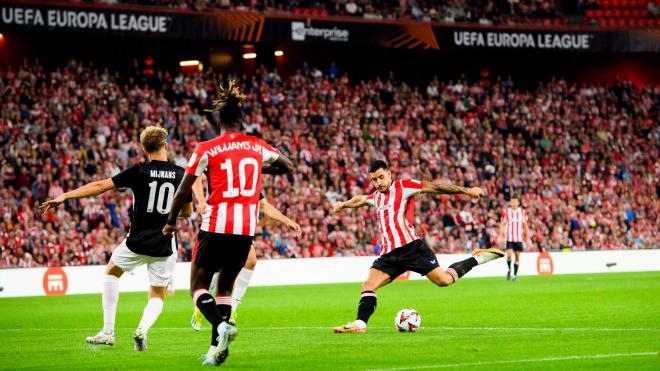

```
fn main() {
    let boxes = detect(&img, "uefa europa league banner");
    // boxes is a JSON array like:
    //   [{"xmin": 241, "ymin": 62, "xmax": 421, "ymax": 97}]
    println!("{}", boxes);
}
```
[{"xmin": 1, "ymin": 2, "xmax": 659, "ymax": 52}]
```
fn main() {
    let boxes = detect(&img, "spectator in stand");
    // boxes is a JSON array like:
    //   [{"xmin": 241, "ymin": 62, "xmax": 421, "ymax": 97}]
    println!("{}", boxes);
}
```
[{"xmin": 0, "ymin": 59, "xmax": 658, "ymax": 269}]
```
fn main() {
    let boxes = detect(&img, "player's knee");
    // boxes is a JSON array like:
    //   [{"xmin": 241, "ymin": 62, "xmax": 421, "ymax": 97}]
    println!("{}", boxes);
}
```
[
  {"xmin": 361, "ymin": 282, "xmax": 378, "ymax": 292},
  {"xmin": 431, "ymin": 274, "xmax": 453, "ymax": 287},
  {"xmin": 105, "ymin": 261, "xmax": 123, "ymax": 278}
]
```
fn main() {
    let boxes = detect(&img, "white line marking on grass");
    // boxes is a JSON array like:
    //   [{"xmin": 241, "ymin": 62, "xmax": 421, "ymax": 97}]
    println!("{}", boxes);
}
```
[
  {"xmin": 369, "ymin": 352, "xmax": 658, "ymax": 371},
  {"xmin": 1, "ymin": 326, "xmax": 658, "ymax": 332}
]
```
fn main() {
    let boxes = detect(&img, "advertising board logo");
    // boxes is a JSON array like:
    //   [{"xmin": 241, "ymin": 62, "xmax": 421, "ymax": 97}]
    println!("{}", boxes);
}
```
[
  {"xmin": 290, "ymin": 21, "xmax": 349, "ymax": 42},
  {"xmin": 291, "ymin": 21, "xmax": 306, "ymax": 41},
  {"xmin": 43, "ymin": 267, "xmax": 68, "ymax": 295},
  {"xmin": 536, "ymin": 252, "xmax": 554, "ymax": 275}
]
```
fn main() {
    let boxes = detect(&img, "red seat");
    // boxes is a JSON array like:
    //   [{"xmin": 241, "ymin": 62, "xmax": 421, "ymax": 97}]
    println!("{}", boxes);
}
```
[
  {"xmin": 631, "ymin": 9, "xmax": 640, "ymax": 17},
  {"xmin": 594, "ymin": 9, "xmax": 604, "ymax": 17},
  {"xmin": 321, "ymin": 9, "xmax": 328, "ymax": 16},
  {"xmin": 586, "ymin": 9, "xmax": 594, "ymax": 17},
  {"xmin": 641, "ymin": 9, "xmax": 649, "ymax": 17},
  {"xmin": 613, "ymin": 9, "xmax": 622, "ymax": 16},
  {"xmin": 605, "ymin": 9, "xmax": 613, "ymax": 17},
  {"xmin": 617, "ymin": 18, "xmax": 627, "ymax": 26},
  {"xmin": 620, "ymin": 0, "xmax": 629, "ymax": 8},
  {"xmin": 635, "ymin": 18, "xmax": 645, "ymax": 27},
  {"xmin": 294, "ymin": 8, "xmax": 302, "ymax": 14},
  {"xmin": 623, "ymin": 9, "xmax": 631, "ymax": 16},
  {"xmin": 609, "ymin": 18, "xmax": 619, "ymax": 26},
  {"xmin": 601, "ymin": 0, "xmax": 611, "ymax": 8},
  {"xmin": 610, "ymin": 0, "xmax": 620, "ymax": 8}
]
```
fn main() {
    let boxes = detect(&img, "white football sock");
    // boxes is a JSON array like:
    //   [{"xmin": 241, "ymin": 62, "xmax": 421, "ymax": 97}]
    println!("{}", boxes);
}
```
[
  {"xmin": 473, "ymin": 255, "xmax": 487, "ymax": 265},
  {"xmin": 102, "ymin": 275, "xmax": 119, "ymax": 335},
  {"xmin": 137, "ymin": 297, "xmax": 164, "ymax": 334},
  {"xmin": 354, "ymin": 320, "xmax": 367, "ymax": 328},
  {"xmin": 231, "ymin": 268, "xmax": 254, "ymax": 309},
  {"xmin": 209, "ymin": 272, "xmax": 219, "ymax": 297}
]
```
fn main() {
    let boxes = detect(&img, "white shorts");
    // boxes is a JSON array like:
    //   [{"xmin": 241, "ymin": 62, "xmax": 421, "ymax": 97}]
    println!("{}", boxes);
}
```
[{"xmin": 110, "ymin": 237, "xmax": 177, "ymax": 287}]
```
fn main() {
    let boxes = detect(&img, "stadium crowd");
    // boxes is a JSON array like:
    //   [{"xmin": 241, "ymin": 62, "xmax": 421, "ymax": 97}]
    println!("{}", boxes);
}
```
[
  {"xmin": 0, "ymin": 59, "xmax": 658, "ymax": 268},
  {"xmin": 80, "ymin": 0, "xmax": 564, "ymax": 25}
]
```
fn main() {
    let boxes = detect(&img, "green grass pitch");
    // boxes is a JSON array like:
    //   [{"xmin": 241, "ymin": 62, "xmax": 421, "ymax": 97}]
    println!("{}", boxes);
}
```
[{"xmin": 1, "ymin": 272, "xmax": 659, "ymax": 370}]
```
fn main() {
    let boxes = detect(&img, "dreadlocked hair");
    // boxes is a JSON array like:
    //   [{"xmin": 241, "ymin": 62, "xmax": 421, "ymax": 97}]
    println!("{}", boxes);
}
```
[{"xmin": 205, "ymin": 80, "xmax": 245, "ymax": 126}]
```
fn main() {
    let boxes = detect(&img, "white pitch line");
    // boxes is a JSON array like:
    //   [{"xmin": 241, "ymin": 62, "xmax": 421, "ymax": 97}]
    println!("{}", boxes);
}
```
[
  {"xmin": 368, "ymin": 352, "xmax": 659, "ymax": 371},
  {"xmin": 0, "ymin": 326, "xmax": 658, "ymax": 332}
]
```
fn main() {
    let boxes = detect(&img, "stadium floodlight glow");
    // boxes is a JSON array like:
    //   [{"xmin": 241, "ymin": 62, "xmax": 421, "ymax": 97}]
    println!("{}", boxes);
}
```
[
  {"xmin": 179, "ymin": 60, "xmax": 200, "ymax": 67},
  {"xmin": 274, "ymin": 50, "xmax": 284, "ymax": 57},
  {"xmin": 242, "ymin": 53, "xmax": 257, "ymax": 59}
]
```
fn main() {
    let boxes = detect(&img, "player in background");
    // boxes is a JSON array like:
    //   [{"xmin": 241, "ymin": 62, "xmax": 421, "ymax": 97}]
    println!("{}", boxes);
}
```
[
  {"xmin": 163, "ymin": 81, "xmax": 294, "ymax": 365},
  {"xmin": 190, "ymin": 174, "xmax": 301, "ymax": 331},
  {"xmin": 39, "ymin": 126, "xmax": 201, "ymax": 350},
  {"xmin": 499, "ymin": 196, "xmax": 531, "ymax": 281},
  {"xmin": 331, "ymin": 160, "xmax": 504, "ymax": 333}
]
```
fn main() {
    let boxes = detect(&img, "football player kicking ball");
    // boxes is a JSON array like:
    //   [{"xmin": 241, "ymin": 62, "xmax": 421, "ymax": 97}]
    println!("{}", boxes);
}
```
[
  {"xmin": 40, "ymin": 126, "xmax": 199, "ymax": 350},
  {"xmin": 332, "ymin": 160, "xmax": 504, "ymax": 333}
]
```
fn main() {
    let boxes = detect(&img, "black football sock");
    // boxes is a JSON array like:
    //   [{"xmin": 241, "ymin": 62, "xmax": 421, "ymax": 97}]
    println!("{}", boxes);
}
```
[
  {"xmin": 514, "ymin": 263, "xmax": 519, "ymax": 276},
  {"xmin": 507, "ymin": 259, "xmax": 512, "ymax": 272},
  {"xmin": 196, "ymin": 293, "xmax": 223, "ymax": 346},
  {"xmin": 356, "ymin": 291, "xmax": 377, "ymax": 324},
  {"xmin": 446, "ymin": 257, "xmax": 479, "ymax": 282}
]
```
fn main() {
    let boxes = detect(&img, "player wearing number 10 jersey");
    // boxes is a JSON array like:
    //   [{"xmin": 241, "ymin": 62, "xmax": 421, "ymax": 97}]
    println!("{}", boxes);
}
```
[
  {"xmin": 164, "ymin": 81, "xmax": 294, "ymax": 366},
  {"xmin": 39, "ymin": 126, "xmax": 199, "ymax": 351}
]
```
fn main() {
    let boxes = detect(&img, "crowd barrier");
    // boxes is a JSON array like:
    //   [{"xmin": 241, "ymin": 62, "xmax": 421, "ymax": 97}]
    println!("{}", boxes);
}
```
[{"xmin": 1, "ymin": 250, "xmax": 658, "ymax": 298}]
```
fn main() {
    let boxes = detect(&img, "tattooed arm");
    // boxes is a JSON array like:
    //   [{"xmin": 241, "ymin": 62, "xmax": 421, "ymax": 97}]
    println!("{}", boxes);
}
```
[{"xmin": 420, "ymin": 182, "xmax": 485, "ymax": 198}]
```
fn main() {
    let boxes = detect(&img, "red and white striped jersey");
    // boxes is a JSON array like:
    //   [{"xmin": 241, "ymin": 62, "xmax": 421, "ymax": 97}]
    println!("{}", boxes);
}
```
[
  {"xmin": 501, "ymin": 207, "xmax": 528, "ymax": 242},
  {"xmin": 186, "ymin": 132, "xmax": 280, "ymax": 236},
  {"xmin": 366, "ymin": 179, "xmax": 424, "ymax": 255}
]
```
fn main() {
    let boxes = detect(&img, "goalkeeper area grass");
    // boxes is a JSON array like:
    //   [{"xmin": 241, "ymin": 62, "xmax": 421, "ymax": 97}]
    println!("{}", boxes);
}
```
[{"xmin": 0, "ymin": 271, "xmax": 658, "ymax": 370}]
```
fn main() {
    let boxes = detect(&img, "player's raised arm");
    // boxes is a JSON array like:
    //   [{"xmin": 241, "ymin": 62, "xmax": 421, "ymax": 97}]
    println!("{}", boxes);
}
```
[
  {"xmin": 39, "ymin": 178, "xmax": 115, "ymax": 214},
  {"xmin": 420, "ymin": 182, "xmax": 485, "ymax": 199},
  {"xmin": 260, "ymin": 198, "xmax": 301, "ymax": 237},
  {"xmin": 332, "ymin": 195, "xmax": 370, "ymax": 214},
  {"xmin": 163, "ymin": 173, "xmax": 198, "ymax": 236}
]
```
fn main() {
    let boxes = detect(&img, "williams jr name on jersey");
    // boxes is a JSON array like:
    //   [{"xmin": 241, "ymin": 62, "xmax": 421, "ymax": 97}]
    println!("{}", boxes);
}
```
[{"xmin": 112, "ymin": 160, "xmax": 191, "ymax": 257}]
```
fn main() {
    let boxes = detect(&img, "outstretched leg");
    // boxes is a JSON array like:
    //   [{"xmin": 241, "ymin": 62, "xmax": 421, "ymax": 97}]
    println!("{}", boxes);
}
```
[
  {"xmin": 427, "ymin": 248, "xmax": 504, "ymax": 287},
  {"xmin": 333, "ymin": 268, "xmax": 392, "ymax": 333}
]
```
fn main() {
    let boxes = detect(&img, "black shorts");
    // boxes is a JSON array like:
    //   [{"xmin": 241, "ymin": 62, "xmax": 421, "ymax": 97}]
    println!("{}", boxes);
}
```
[
  {"xmin": 506, "ymin": 241, "xmax": 524, "ymax": 251},
  {"xmin": 192, "ymin": 230, "xmax": 253, "ymax": 273},
  {"xmin": 371, "ymin": 239, "xmax": 440, "ymax": 279}
]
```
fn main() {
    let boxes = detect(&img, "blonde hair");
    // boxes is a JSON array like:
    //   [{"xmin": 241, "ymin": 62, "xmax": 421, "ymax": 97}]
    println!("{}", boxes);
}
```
[{"xmin": 140, "ymin": 126, "xmax": 168, "ymax": 153}]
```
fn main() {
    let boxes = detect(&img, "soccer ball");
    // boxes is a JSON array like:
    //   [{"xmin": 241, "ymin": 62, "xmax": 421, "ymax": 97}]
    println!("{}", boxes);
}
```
[{"xmin": 394, "ymin": 308, "xmax": 421, "ymax": 332}]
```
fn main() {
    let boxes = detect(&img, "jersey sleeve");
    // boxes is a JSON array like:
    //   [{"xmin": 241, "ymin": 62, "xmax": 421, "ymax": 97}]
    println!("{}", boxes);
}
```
[
  {"xmin": 400, "ymin": 179, "xmax": 424, "ymax": 199},
  {"xmin": 186, "ymin": 145, "xmax": 209, "ymax": 177},
  {"xmin": 261, "ymin": 140, "xmax": 280, "ymax": 164},
  {"xmin": 111, "ymin": 164, "xmax": 140, "ymax": 189},
  {"xmin": 365, "ymin": 192, "xmax": 376, "ymax": 207}
]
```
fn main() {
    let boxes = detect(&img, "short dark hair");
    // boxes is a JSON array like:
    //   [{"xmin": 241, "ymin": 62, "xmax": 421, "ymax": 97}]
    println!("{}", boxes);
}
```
[{"xmin": 368, "ymin": 160, "xmax": 389, "ymax": 173}]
